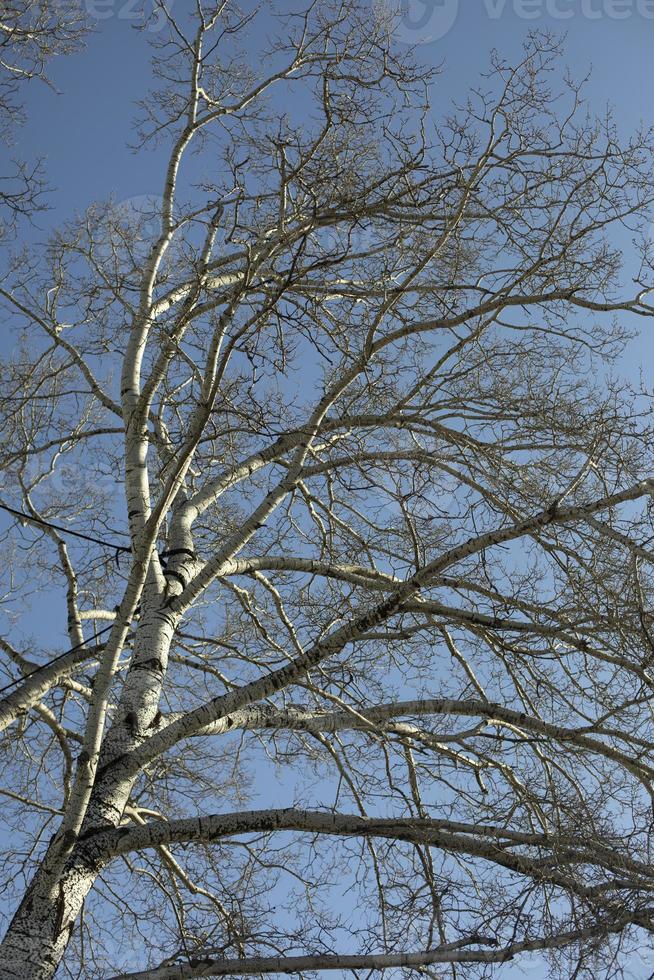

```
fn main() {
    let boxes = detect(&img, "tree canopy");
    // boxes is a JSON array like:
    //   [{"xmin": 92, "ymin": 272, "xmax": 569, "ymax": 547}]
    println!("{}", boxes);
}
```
[{"xmin": 2, "ymin": 4, "xmax": 654, "ymax": 977}]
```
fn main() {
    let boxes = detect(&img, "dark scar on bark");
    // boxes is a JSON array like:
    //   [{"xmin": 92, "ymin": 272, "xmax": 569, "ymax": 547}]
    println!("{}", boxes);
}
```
[
  {"xmin": 53, "ymin": 881, "xmax": 67, "ymax": 938},
  {"xmin": 160, "ymin": 548, "xmax": 196, "ymax": 560},
  {"xmin": 163, "ymin": 569, "xmax": 187, "ymax": 589},
  {"xmin": 132, "ymin": 657, "xmax": 165, "ymax": 673}
]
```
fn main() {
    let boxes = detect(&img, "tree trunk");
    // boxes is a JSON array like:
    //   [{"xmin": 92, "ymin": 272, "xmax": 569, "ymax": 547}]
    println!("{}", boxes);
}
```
[
  {"xmin": 0, "ymin": 606, "xmax": 177, "ymax": 977},
  {"xmin": 0, "ymin": 844, "xmax": 100, "ymax": 979}
]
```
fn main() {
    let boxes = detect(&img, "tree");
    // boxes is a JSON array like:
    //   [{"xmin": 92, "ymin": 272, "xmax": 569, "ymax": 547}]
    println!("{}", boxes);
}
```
[{"xmin": 2, "ymin": 4, "xmax": 654, "ymax": 977}]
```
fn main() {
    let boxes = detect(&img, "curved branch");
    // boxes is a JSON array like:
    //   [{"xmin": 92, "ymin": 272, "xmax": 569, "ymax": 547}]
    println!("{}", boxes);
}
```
[{"xmin": 103, "ymin": 921, "xmax": 631, "ymax": 980}]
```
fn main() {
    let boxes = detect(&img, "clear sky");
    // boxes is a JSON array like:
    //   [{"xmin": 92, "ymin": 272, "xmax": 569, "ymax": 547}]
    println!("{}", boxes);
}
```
[
  {"xmin": 4, "ymin": 2, "xmax": 654, "ymax": 976},
  {"xmin": 12, "ymin": 0, "xmax": 654, "ymax": 381},
  {"xmin": 14, "ymin": 2, "xmax": 654, "ymax": 240}
]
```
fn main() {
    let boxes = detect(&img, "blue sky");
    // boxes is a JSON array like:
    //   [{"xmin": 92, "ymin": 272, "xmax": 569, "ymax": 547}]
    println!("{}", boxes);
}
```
[
  {"xmin": 11, "ymin": 0, "xmax": 654, "ymax": 390},
  {"xmin": 7, "ymin": 2, "xmax": 654, "ymax": 634},
  {"xmin": 4, "ymin": 2, "xmax": 654, "ymax": 976},
  {"xmin": 14, "ymin": 2, "xmax": 654, "ymax": 241}
]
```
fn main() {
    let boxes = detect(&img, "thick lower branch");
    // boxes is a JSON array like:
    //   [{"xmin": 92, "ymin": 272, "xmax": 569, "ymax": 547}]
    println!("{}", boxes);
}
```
[
  {"xmin": 83, "ymin": 807, "xmax": 654, "ymax": 898},
  {"xmin": 104, "ymin": 918, "xmax": 634, "ymax": 980}
]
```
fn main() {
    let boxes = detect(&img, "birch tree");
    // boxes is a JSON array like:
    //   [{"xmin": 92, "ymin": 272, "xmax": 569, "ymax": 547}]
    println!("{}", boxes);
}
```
[{"xmin": 3, "ymin": 4, "xmax": 654, "ymax": 977}]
